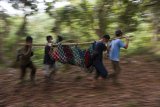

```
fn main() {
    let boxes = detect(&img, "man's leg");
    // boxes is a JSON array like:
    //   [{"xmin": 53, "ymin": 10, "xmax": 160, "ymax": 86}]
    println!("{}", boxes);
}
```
[
  {"xmin": 49, "ymin": 63, "xmax": 57, "ymax": 80},
  {"xmin": 95, "ymin": 62, "xmax": 108, "ymax": 79},
  {"xmin": 44, "ymin": 64, "xmax": 50, "ymax": 78},
  {"xmin": 92, "ymin": 61, "xmax": 108, "ymax": 87},
  {"xmin": 114, "ymin": 61, "xmax": 121, "ymax": 82},
  {"xmin": 109, "ymin": 61, "xmax": 116, "ymax": 78},
  {"xmin": 20, "ymin": 65, "xmax": 26, "ymax": 81},
  {"xmin": 111, "ymin": 61, "xmax": 121, "ymax": 83},
  {"xmin": 28, "ymin": 62, "xmax": 36, "ymax": 82}
]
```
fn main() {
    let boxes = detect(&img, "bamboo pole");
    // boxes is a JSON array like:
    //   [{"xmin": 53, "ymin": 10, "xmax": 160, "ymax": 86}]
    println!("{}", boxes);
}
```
[
  {"xmin": 111, "ymin": 35, "xmax": 134, "ymax": 40},
  {"xmin": 18, "ymin": 35, "xmax": 133, "ymax": 47},
  {"xmin": 18, "ymin": 41, "xmax": 94, "ymax": 47}
]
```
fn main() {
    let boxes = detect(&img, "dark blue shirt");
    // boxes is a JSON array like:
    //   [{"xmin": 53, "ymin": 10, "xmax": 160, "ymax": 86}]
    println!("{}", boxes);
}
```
[
  {"xmin": 94, "ymin": 41, "xmax": 107, "ymax": 61},
  {"xmin": 43, "ymin": 44, "xmax": 55, "ymax": 65}
]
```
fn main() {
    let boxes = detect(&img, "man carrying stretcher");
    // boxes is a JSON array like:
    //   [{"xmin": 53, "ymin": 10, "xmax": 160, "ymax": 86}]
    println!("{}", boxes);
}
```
[{"xmin": 91, "ymin": 34, "xmax": 110, "ymax": 87}]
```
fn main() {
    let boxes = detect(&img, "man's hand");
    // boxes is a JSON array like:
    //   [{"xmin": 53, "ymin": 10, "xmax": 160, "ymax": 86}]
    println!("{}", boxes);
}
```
[
  {"xmin": 124, "ymin": 36, "xmax": 129, "ymax": 49},
  {"xmin": 125, "ymin": 36, "xmax": 130, "ymax": 41}
]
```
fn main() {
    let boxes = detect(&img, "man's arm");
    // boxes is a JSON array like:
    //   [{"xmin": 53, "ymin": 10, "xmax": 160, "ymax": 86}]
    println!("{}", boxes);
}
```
[{"xmin": 124, "ymin": 37, "xmax": 129, "ymax": 49}]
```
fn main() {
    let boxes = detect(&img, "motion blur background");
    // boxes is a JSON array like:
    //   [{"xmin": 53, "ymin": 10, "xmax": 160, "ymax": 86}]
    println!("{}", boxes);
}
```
[
  {"xmin": 0, "ymin": 1, "xmax": 160, "ymax": 107},
  {"xmin": 0, "ymin": 0, "xmax": 160, "ymax": 67}
]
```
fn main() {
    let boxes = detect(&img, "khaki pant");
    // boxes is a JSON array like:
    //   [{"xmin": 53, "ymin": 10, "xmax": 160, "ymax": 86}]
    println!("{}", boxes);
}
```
[
  {"xmin": 44, "ymin": 64, "xmax": 56, "ymax": 79},
  {"xmin": 109, "ymin": 60, "xmax": 121, "ymax": 82}
]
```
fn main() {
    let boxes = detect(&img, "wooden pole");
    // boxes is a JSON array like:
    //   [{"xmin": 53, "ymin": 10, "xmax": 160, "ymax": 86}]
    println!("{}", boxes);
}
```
[
  {"xmin": 18, "ymin": 41, "xmax": 94, "ymax": 47},
  {"xmin": 111, "ymin": 35, "xmax": 134, "ymax": 40},
  {"xmin": 18, "ymin": 36, "xmax": 133, "ymax": 47}
]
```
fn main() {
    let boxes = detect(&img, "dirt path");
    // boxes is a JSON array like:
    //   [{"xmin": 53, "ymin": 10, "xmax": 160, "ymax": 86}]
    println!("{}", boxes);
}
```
[{"xmin": 0, "ymin": 56, "xmax": 160, "ymax": 107}]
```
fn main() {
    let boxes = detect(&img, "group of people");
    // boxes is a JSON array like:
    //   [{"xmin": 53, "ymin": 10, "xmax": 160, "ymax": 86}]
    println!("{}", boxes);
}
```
[
  {"xmin": 17, "ymin": 30, "xmax": 129, "ymax": 86},
  {"xmin": 91, "ymin": 30, "xmax": 129, "ymax": 86},
  {"xmin": 17, "ymin": 35, "xmax": 61, "ymax": 83}
]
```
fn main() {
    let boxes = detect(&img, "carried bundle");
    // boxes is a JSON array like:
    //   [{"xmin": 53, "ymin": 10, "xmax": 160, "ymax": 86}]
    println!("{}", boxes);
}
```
[{"xmin": 50, "ymin": 42, "xmax": 96, "ymax": 69}]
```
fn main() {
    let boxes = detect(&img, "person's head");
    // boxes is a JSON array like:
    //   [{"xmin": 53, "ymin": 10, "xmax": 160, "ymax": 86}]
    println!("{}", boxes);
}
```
[
  {"xmin": 56, "ymin": 35, "xmax": 63, "ymax": 43},
  {"xmin": 102, "ymin": 34, "xmax": 110, "ymax": 43},
  {"xmin": 46, "ymin": 35, "xmax": 53, "ymax": 43},
  {"xmin": 26, "ymin": 36, "xmax": 33, "ymax": 45},
  {"xmin": 115, "ymin": 30, "xmax": 123, "ymax": 37}
]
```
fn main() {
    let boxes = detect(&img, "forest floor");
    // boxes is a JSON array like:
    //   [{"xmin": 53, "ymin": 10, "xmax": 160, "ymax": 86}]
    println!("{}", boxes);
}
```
[{"xmin": 0, "ymin": 56, "xmax": 160, "ymax": 107}]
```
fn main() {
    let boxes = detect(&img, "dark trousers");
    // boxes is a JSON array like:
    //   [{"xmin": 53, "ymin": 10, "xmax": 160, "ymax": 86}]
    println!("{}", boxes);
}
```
[
  {"xmin": 20, "ymin": 61, "xmax": 36, "ymax": 81},
  {"xmin": 109, "ymin": 60, "xmax": 121, "ymax": 82},
  {"xmin": 93, "ymin": 60, "xmax": 108, "ymax": 79}
]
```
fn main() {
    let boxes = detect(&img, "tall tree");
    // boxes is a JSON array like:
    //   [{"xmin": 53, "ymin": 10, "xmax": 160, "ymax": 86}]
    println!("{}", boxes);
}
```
[
  {"xmin": 51, "ymin": 0, "xmax": 95, "ymax": 39},
  {"xmin": 118, "ymin": 0, "xmax": 140, "ymax": 32},
  {"xmin": 95, "ymin": 0, "xmax": 113, "ymax": 37},
  {"xmin": 147, "ymin": 0, "xmax": 160, "ymax": 41},
  {"xmin": 0, "ymin": 11, "xmax": 10, "ymax": 64},
  {"xmin": 6, "ymin": 0, "xmax": 38, "ymax": 37}
]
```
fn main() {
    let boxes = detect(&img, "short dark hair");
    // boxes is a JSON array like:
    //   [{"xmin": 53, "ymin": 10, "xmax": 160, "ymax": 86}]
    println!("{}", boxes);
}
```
[
  {"xmin": 102, "ymin": 34, "xmax": 110, "ymax": 40},
  {"xmin": 115, "ymin": 30, "xmax": 123, "ymax": 37},
  {"xmin": 26, "ymin": 36, "xmax": 33, "ymax": 42},
  {"xmin": 46, "ymin": 35, "xmax": 52, "ymax": 41},
  {"xmin": 56, "ymin": 35, "xmax": 63, "ymax": 43}
]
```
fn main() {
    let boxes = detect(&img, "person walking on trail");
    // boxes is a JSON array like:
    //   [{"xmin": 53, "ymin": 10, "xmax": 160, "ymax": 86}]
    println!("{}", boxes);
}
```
[
  {"xmin": 43, "ymin": 35, "xmax": 56, "ymax": 81},
  {"xmin": 91, "ymin": 34, "xmax": 110, "ymax": 87},
  {"xmin": 109, "ymin": 30, "xmax": 129, "ymax": 84},
  {"xmin": 17, "ymin": 36, "xmax": 36, "ymax": 83}
]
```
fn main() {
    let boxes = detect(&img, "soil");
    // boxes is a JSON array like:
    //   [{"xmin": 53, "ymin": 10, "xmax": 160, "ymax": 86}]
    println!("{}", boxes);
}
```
[{"xmin": 0, "ymin": 56, "xmax": 160, "ymax": 107}]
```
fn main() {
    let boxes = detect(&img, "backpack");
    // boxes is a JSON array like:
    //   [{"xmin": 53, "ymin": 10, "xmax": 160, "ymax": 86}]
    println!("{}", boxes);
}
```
[{"xmin": 84, "ymin": 42, "xmax": 96, "ymax": 68}]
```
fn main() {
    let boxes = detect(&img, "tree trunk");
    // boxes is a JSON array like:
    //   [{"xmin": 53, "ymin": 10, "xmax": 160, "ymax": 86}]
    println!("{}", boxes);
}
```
[
  {"xmin": 97, "ymin": 3, "xmax": 107, "ymax": 37},
  {"xmin": 16, "ymin": 14, "xmax": 28, "ymax": 37},
  {"xmin": 0, "ymin": 13, "xmax": 10, "ymax": 64},
  {"xmin": 95, "ymin": 0, "xmax": 113, "ymax": 37}
]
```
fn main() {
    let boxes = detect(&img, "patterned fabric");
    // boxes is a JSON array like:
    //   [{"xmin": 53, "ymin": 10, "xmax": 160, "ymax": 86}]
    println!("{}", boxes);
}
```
[
  {"xmin": 71, "ymin": 46, "xmax": 81, "ymax": 66},
  {"xmin": 77, "ymin": 47, "xmax": 85, "ymax": 67},
  {"xmin": 84, "ymin": 42, "xmax": 96, "ymax": 68},
  {"xmin": 63, "ymin": 45, "xmax": 74, "ymax": 65},
  {"xmin": 50, "ymin": 48, "xmax": 59, "ymax": 61},
  {"xmin": 50, "ymin": 42, "xmax": 95, "ymax": 69},
  {"xmin": 70, "ymin": 46, "xmax": 87, "ymax": 67},
  {"xmin": 84, "ymin": 50, "xmax": 91, "ymax": 68},
  {"xmin": 51, "ymin": 43, "xmax": 67, "ymax": 63},
  {"xmin": 57, "ymin": 43, "xmax": 67, "ymax": 63}
]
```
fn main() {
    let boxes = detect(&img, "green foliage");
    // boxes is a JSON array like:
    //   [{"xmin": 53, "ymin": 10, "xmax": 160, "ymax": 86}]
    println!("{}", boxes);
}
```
[
  {"xmin": 0, "ymin": 0, "xmax": 160, "ymax": 66},
  {"xmin": 118, "ymin": 0, "xmax": 140, "ymax": 32},
  {"xmin": 32, "ymin": 48, "xmax": 44, "ymax": 68}
]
